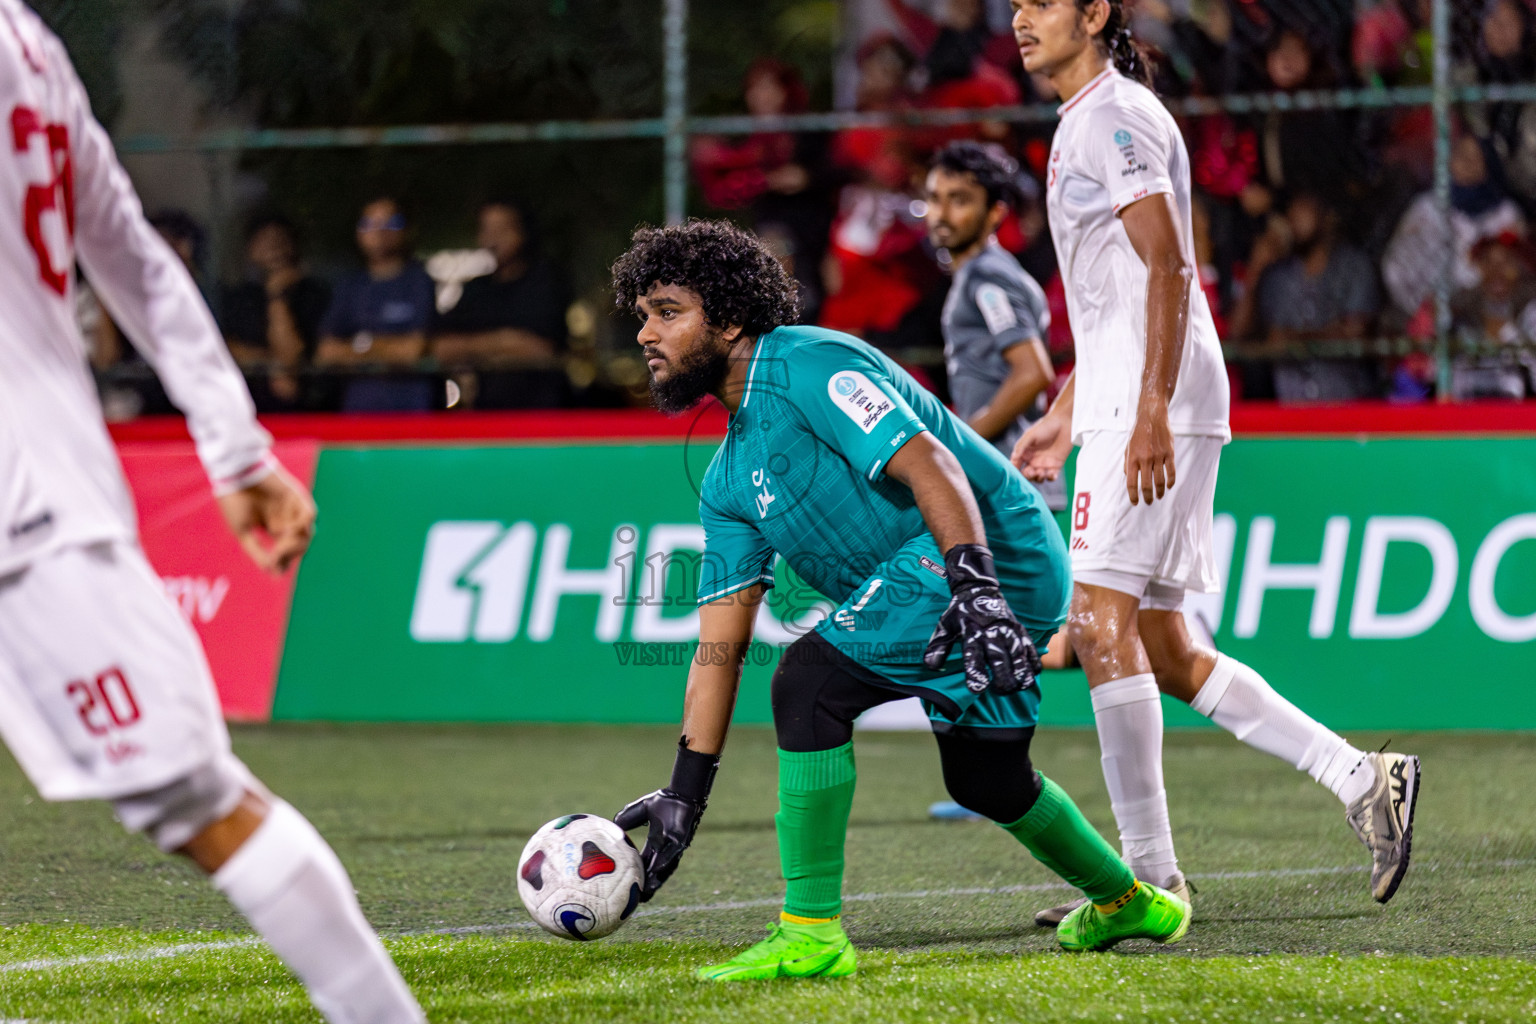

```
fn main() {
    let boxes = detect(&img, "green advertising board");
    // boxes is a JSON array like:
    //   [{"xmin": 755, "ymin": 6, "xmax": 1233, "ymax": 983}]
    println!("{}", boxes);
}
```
[{"xmin": 275, "ymin": 437, "xmax": 1536, "ymax": 729}]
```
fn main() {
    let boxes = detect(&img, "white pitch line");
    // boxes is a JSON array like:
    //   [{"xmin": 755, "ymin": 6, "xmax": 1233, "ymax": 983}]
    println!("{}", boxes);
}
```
[
  {"xmin": 1, "ymin": 858, "xmax": 1525, "ymax": 974},
  {"xmin": 0, "ymin": 937, "xmax": 261, "ymax": 974},
  {"xmin": 0, "ymin": 863, "xmax": 1363, "ymax": 972},
  {"xmin": 416, "ymin": 863, "xmax": 1373, "ymax": 938}
]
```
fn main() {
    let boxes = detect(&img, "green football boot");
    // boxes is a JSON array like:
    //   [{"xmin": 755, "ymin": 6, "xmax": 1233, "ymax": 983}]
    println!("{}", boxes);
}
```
[
  {"xmin": 697, "ymin": 918, "xmax": 857, "ymax": 981},
  {"xmin": 1057, "ymin": 882, "xmax": 1191, "ymax": 952}
]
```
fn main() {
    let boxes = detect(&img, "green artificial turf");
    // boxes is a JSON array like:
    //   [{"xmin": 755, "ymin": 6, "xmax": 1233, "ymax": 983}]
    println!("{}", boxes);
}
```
[{"xmin": 0, "ymin": 723, "xmax": 1532, "ymax": 1021}]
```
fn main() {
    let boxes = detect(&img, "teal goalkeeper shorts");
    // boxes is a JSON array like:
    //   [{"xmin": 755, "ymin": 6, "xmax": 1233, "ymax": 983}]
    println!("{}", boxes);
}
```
[{"xmin": 811, "ymin": 526, "xmax": 1070, "ymax": 732}]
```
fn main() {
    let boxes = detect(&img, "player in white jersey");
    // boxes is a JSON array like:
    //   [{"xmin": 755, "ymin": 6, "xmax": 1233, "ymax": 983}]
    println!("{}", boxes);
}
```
[
  {"xmin": 1005, "ymin": 0, "xmax": 1420, "ymax": 923},
  {"xmin": 0, "ymin": 4, "xmax": 423, "ymax": 1020}
]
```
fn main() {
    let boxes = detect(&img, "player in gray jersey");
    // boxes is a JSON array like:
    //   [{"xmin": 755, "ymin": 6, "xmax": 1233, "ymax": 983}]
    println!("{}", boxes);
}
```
[
  {"xmin": 924, "ymin": 143, "xmax": 1073, "ymax": 821},
  {"xmin": 926, "ymin": 142, "xmax": 1064, "ymax": 512}
]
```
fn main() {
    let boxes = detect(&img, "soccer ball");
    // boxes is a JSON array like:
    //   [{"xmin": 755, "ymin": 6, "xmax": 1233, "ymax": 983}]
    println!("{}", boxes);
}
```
[{"xmin": 517, "ymin": 813, "xmax": 644, "ymax": 941}]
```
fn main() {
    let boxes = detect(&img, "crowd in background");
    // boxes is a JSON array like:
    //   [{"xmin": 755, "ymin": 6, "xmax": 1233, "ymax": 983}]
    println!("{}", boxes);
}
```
[
  {"xmin": 88, "ymin": 196, "xmax": 575, "ymax": 415},
  {"xmin": 694, "ymin": 0, "xmax": 1536, "ymax": 404},
  {"xmin": 86, "ymin": 0, "xmax": 1536, "ymax": 415}
]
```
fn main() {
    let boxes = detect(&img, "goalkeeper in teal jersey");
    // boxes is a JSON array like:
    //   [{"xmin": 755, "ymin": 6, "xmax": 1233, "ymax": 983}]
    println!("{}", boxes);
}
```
[{"xmin": 611, "ymin": 220, "xmax": 1189, "ymax": 975}]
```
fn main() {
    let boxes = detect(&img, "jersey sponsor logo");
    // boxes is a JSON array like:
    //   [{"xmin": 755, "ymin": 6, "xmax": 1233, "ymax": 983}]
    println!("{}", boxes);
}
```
[
  {"xmin": 751, "ymin": 467, "xmax": 777, "ymax": 519},
  {"xmin": 1114, "ymin": 129, "xmax": 1147, "ymax": 177},
  {"xmin": 974, "ymin": 282, "xmax": 1019, "ymax": 337},
  {"xmin": 890, "ymin": 430, "xmax": 907, "ymax": 448},
  {"xmin": 918, "ymin": 555, "xmax": 948, "ymax": 580},
  {"xmin": 827, "ymin": 370, "xmax": 894, "ymax": 434}
]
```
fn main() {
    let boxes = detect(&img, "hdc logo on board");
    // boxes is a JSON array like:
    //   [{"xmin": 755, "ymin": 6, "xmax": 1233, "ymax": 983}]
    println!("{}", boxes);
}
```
[
  {"xmin": 408, "ymin": 513, "xmax": 1536, "ymax": 647},
  {"xmin": 408, "ymin": 521, "xmax": 826, "ymax": 646},
  {"xmin": 1188, "ymin": 513, "xmax": 1536, "ymax": 643}
]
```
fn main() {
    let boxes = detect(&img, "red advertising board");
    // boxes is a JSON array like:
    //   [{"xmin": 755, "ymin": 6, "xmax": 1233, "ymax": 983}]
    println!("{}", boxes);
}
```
[{"xmin": 117, "ymin": 441, "xmax": 319, "ymax": 722}]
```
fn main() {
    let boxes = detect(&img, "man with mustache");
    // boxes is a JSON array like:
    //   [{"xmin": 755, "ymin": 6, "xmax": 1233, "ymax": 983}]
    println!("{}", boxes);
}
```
[
  {"xmin": 611, "ymin": 219, "xmax": 1191, "ymax": 978},
  {"xmin": 1006, "ymin": 0, "xmax": 1420, "ymax": 926}
]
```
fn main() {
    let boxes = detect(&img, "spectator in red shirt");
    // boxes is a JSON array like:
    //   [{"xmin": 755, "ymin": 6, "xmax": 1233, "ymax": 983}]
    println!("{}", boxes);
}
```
[
  {"xmin": 884, "ymin": 0, "xmax": 1021, "ymax": 151},
  {"xmin": 691, "ymin": 59, "xmax": 813, "ymax": 211},
  {"xmin": 884, "ymin": 0, "xmax": 1021, "ymax": 83},
  {"xmin": 691, "ymin": 59, "xmax": 832, "ymax": 320},
  {"xmin": 820, "ymin": 35, "xmax": 940, "ymax": 343}
]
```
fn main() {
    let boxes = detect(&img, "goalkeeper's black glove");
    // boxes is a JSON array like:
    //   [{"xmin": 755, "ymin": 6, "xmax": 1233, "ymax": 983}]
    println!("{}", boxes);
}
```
[
  {"xmin": 613, "ymin": 741, "xmax": 719, "ymax": 900},
  {"xmin": 922, "ymin": 543, "xmax": 1041, "ymax": 696}
]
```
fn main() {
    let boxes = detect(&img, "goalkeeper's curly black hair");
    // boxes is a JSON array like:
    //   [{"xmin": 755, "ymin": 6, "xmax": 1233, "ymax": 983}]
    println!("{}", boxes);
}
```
[{"xmin": 611, "ymin": 219, "xmax": 800, "ymax": 335}]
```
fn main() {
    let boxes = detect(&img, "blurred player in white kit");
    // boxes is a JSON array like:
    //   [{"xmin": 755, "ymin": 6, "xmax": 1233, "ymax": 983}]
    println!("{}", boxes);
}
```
[
  {"xmin": 0, "ymin": 3, "xmax": 424, "ymax": 1021},
  {"xmin": 1006, "ymin": 0, "xmax": 1420, "ymax": 925}
]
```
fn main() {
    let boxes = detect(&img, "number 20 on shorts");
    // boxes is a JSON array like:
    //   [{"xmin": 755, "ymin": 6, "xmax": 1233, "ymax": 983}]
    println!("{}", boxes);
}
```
[{"xmin": 67, "ymin": 667, "xmax": 142, "ymax": 737}]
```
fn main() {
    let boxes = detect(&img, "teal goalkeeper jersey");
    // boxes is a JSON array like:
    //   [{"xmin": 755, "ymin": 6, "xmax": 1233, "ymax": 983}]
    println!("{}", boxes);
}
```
[{"xmin": 695, "ymin": 324, "xmax": 1062, "ymax": 609}]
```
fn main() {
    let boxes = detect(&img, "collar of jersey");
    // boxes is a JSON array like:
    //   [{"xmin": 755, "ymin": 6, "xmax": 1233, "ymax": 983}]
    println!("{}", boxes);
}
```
[
  {"xmin": 1057, "ymin": 67, "xmax": 1115, "ymax": 117},
  {"xmin": 955, "ymin": 237, "xmax": 1004, "ymax": 282},
  {"xmin": 736, "ymin": 334, "xmax": 768, "ymax": 413}
]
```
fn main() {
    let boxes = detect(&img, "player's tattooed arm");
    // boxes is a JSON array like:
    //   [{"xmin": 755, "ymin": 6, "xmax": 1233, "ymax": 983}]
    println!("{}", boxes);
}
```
[
  {"xmin": 1120, "ymin": 193, "xmax": 1192, "ymax": 506},
  {"xmin": 614, "ymin": 584, "xmax": 763, "ymax": 899}
]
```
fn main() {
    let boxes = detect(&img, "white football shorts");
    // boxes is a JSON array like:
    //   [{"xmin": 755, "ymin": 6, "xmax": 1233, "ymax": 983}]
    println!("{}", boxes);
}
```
[
  {"xmin": 1068, "ymin": 430, "xmax": 1225, "ymax": 604},
  {"xmin": 0, "ymin": 541, "xmax": 231, "ymax": 802}
]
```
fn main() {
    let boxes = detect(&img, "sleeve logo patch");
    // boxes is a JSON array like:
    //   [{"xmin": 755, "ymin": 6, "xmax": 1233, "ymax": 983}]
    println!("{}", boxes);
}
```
[
  {"xmin": 828, "ymin": 370, "xmax": 894, "ymax": 434},
  {"xmin": 975, "ymin": 282, "xmax": 1019, "ymax": 337},
  {"xmin": 1115, "ymin": 129, "xmax": 1146, "ymax": 176}
]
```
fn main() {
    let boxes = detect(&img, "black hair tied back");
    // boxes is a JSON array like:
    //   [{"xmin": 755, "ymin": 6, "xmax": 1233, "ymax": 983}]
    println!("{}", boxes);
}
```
[{"xmin": 1098, "ymin": 1, "xmax": 1153, "ymax": 88}]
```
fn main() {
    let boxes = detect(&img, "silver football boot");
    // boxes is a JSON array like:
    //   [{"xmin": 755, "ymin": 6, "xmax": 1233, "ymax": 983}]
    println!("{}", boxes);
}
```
[{"xmin": 1344, "ymin": 751, "xmax": 1421, "ymax": 903}]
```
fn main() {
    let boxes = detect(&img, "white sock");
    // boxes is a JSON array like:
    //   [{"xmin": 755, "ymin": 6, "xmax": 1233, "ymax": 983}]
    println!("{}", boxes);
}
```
[
  {"xmin": 1191, "ymin": 654, "xmax": 1374, "ymax": 806},
  {"xmin": 1091, "ymin": 674, "xmax": 1180, "ymax": 887},
  {"xmin": 213, "ymin": 801, "xmax": 425, "ymax": 1024}
]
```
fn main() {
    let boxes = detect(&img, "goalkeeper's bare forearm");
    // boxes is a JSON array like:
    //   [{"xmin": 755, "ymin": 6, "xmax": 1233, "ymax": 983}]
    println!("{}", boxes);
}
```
[
  {"xmin": 884, "ymin": 430, "xmax": 988, "ymax": 554},
  {"xmin": 678, "ymin": 584, "xmax": 765, "ymax": 756}
]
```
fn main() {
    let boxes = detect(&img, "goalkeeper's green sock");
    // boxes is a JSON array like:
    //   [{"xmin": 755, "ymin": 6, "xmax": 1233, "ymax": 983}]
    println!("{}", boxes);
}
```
[
  {"xmin": 776, "ymin": 743, "xmax": 858, "ymax": 921},
  {"xmin": 1001, "ymin": 774, "xmax": 1139, "ymax": 907}
]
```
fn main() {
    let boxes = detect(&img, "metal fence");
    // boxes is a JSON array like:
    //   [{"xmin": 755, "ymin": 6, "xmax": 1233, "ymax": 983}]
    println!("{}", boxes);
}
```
[{"xmin": 75, "ymin": 0, "xmax": 1536, "ymax": 408}]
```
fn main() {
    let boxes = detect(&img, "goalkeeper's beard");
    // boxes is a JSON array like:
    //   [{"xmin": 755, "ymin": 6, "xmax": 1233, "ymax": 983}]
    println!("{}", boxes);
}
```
[{"xmin": 649, "ymin": 331, "xmax": 733, "ymax": 415}]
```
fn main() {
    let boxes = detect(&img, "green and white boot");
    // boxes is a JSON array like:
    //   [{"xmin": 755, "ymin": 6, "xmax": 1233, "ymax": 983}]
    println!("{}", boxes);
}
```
[
  {"xmin": 697, "ymin": 917, "xmax": 857, "ymax": 981},
  {"xmin": 1057, "ymin": 882, "xmax": 1191, "ymax": 952}
]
